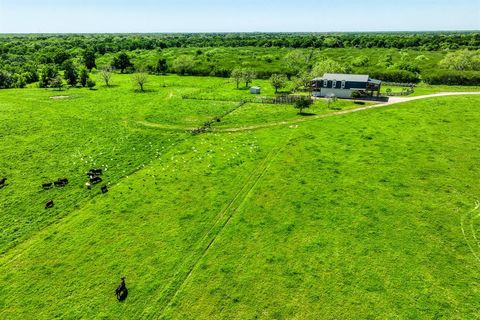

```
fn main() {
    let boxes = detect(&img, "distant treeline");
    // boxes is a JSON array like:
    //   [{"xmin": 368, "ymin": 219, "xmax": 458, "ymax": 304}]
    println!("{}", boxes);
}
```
[
  {"xmin": 1, "ymin": 32, "xmax": 478, "ymax": 52},
  {"xmin": 0, "ymin": 33, "xmax": 479, "ymax": 89}
]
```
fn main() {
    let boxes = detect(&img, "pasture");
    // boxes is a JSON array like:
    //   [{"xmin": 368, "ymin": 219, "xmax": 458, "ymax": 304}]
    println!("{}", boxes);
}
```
[{"xmin": 1, "ymin": 74, "xmax": 480, "ymax": 319}]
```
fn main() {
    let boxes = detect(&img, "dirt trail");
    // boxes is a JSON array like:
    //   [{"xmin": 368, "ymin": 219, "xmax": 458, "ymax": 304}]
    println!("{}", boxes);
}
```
[
  {"xmin": 212, "ymin": 92, "xmax": 480, "ymax": 132},
  {"xmin": 137, "ymin": 92, "xmax": 480, "ymax": 133}
]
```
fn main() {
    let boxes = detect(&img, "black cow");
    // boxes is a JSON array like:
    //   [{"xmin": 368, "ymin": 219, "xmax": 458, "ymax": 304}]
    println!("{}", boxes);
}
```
[
  {"xmin": 0, "ymin": 178, "xmax": 6, "ymax": 188},
  {"xmin": 90, "ymin": 176, "xmax": 102, "ymax": 185},
  {"xmin": 42, "ymin": 182, "xmax": 53, "ymax": 190},
  {"xmin": 54, "ymin": 178, "xmax": 68, "ymax": 187},
  {"xmin": 115, "ymin": 277, "xmax": 128, "ymax": 301},
  {"xmin": 101, "ymin": 185, "xmax": 108, "ymax": 194},
  {"xmin": 87, "ymin": 168, "xmax": 103, "ymax": 177},
  {"xmin": 45, "ymin": 199, "xmax": 54, "ymax": 209}
]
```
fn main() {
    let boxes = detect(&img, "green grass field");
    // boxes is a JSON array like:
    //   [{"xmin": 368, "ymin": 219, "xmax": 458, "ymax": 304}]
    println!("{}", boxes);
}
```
[
  {"xmin": 1, "ymin": 74, "xmax": 480, "ymax": 319},
  {"xmin": 382, "ymin": 84, "xmax": 480, "ymax": 97}
]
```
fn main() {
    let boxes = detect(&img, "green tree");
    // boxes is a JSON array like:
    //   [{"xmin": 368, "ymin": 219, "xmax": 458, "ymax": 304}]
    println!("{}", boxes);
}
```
[
  {"xmin": 230, "ymin": 68, "xmax": 243, "ymax": 89},
  {"xmin": 63, "ymin": 60, "xmax": 78, "ymax": 87},
  {"xmin": 83, "ymin": 49, "xmax": 96, "ymax": 70},
  {"xmin": 270, "ymin": 74, "xmax": 288, "ymax": 93},
  {"xmin": 173, "ymin": 55, "xmax": 195, "ymax": 75},
  {"xmin": 156, "ymin": 58, "xmax": 168, "ymax": 74},
  {"xmin": 132, "ymin": 72, "xmax": 149, "ymax": 92},
  {"xmin": 79, "ymin": 67, "xmax": 89, "ymax": 87},
  {"xmin": 292, "ymin": 71, "xmax": 312, "ymax": 91},
  {"xmin": 439, "ymin": 50, "xmax": 480, "ymax": 71},
  {"xmin": 284, "ymin": 50, "xmax": 308, "ymax": 74},
  {"xmin": 14, "ymin": 74, "xmax": 27, "ymax": 88},
  {"xmin": 112, "ymin": 52, "xmax": 132, "ymax": 73},
  {"xmin": 311, "ymin": 59, "xmax": 347, "ymax": 78},
  {"xmin": 242, "ymin": 69, "xmax": 256, "ymax": 88},
  {"xmin": 294, "ymin": 96, "xmax": 313, "ymax": 114},
  {"xmin": 100, "ymin": 67, "xmax": 113, "ymax": 87},
  {"xmin": 0, "ymin": 70, "xmax": 14, "ymax": 89},
  {"xmin": 50, "ymin": 74, "xmax": 64, "ymax": 91},
  {"xmin": 39, "ymin": 65, "xmax": 59, "ymax": 88}
]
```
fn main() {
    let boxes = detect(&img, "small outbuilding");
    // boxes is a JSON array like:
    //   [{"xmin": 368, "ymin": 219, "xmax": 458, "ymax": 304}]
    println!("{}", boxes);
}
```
[
  {"xmin": 250, "ymin": 86, "xmax": 261, "ymax": 94},
  {"xmin": 311, "ymin": 73, "xmax": 381, "ymax": 99}
]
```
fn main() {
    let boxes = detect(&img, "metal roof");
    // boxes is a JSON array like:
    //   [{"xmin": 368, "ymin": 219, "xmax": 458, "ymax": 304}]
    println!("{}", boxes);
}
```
[{"xmin": 313, "ymin": 73, "xmax": 370, "ymax": 82}]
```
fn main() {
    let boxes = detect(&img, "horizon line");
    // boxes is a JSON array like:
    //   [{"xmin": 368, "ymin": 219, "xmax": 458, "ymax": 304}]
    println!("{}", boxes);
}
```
[{"xmin": 0, "ymin": 29, "xmax": 479, "ymax": 35}]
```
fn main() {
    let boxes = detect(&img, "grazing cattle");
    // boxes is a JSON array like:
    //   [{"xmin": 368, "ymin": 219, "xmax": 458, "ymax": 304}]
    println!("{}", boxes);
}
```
[
  {"xmin": 45, "ymin": 199, "xmax": 54, "ymax": 209},
  {"xmin": 101, "ymin": 185, "xmax": 108, "ymax": 194},
  {"xmin": 42, "ymin": 182, "xmax": 53, "ymax": 190},
  {"xmin": 0, "ymin": 178, "xmax": 6, "ymax": 188},
  {"xmin": 90, "ymin": 176, "xmax": 102, "ymax": 185},
  {"xmin": 115, "ymin": 277, "xmax": 128, "ymax": 301},
  {"xmin": 54, "ymin": 178, "xmax": 69, "ymax": 187},
  {"xmin": 87, "ymin": 168, "xmax": 103, "ymax": 177}
]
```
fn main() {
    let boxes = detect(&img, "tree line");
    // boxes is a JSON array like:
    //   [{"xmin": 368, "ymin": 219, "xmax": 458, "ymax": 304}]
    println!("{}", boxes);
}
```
[{"xmin": 0, "ymin": 33, "xmax": 479, "ymax": 89}]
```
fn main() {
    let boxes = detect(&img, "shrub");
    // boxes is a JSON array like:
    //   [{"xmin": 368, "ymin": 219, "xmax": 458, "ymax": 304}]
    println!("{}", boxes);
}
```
[
  {"xmin": 423, "ymin": 71, "xmax": 480, "ymax": 86},
  {"xmin": 351, "ymin": 91, "xmax": 362, "ymax": 99},
  {"xmin": 86, "ymin": 78, "xmax": 96, "ymax": 90},
  {"xmin": 352, "ymin": 56, "xmax": 369, "ymax": 67},
  {"xmin": 395, "ymin": 62, "xmax": 421, "ymax": 74}
]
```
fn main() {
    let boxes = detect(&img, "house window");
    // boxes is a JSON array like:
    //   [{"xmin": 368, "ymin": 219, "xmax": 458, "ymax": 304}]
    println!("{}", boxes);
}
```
[
  {"xmin": 332, "ymin": 80, "xmax": 337, "ymax": 88},
  {"xmin": 341, "ymin": 80, "xmax": 346, "ymax": 89},
  {"xmin": 323, "ymin": 79, "xmax": 328, "ymax": 87}
]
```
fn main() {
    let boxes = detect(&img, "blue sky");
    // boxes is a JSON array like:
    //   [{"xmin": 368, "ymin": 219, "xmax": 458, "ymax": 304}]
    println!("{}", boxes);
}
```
[{"xmin": 0, "ymin": 0, "xmax": 478, "ymax": 33}]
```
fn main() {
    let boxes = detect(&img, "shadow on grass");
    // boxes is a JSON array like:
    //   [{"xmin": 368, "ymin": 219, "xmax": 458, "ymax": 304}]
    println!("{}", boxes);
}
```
[
  {"xmin": 133, "ymin": 88, "xmax": 158, "ymax": 93},
  {"xmin": 297, "ymin": 112, "xmax": 317, "ymax": 116}
]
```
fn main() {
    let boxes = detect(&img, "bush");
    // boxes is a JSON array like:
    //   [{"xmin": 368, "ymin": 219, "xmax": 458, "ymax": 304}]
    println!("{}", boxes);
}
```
[
  {"xmin": 423, "ymin": 71, "xmax": 480, "ymax": 86},
  {"xmin": 395, "ymin": 62, "xmax": 421, "ymax": 74},
  {"xmin": 369, "ymin": 70, "xmax": 420, "ymax": 83},
  {"xmin": 86, "ymin": 78, "xmax": 96, "ymax": 90},
  {"xmin": 352, "ymin": 55, "xmax": 369, "ymax": 67},
  {"xmin": 172, "ymin": 55, "xmax": 195, "ymax": 75},
  {"xmin": 0, "ymin": 70, "xmax": 15, "ymax": 89}
]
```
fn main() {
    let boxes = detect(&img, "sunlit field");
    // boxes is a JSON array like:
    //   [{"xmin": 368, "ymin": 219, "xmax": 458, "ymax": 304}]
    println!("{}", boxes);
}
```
[{"xmin": 1, "ymin": 74, "xmax": 480, "ymax": 319}]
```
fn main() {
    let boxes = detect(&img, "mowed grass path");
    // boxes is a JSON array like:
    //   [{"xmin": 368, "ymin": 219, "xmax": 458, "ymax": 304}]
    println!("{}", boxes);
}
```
[{"xmin": 0, "ymin": 75, "xmax": 479, "ymax": 319}]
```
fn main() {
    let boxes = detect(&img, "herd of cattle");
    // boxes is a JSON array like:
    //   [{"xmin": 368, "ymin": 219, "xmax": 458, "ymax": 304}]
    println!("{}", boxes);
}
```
[
  {"xmin": 0, "ymin": 168, "xmax": 111, "ymax": 211},
  {"xmin": 42, "ymin": 169, "xmax": 108, "ymax": 209},
  {"xmin": 38, "ymin": 168, "xmax": 108, "ymax": 209},
  {"xmin": 2, "ymin": 173, "xmax": 129, "ymax": 300}
]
